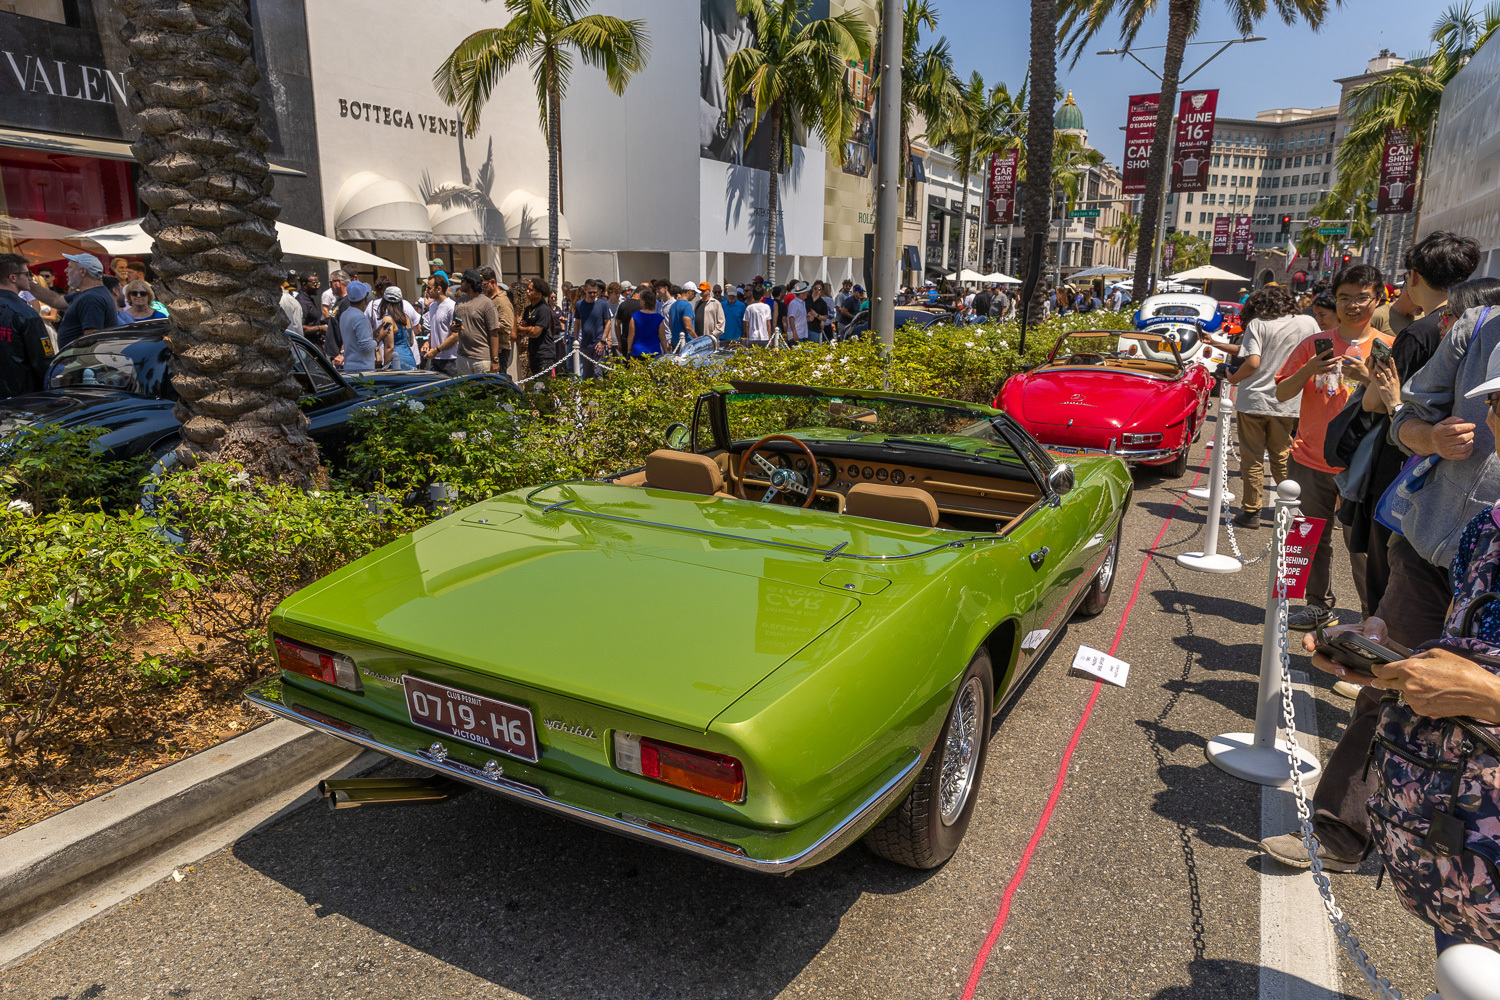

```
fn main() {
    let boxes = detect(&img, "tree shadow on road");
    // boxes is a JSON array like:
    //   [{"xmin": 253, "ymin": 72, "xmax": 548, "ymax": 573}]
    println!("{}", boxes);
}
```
[
  {"xmin": 1148, "ymin": 957, "xmax": 1362, "ymax": 999},
  {"xmin": 233, "ymin": 764, "xmax": 935, "ymax": 1000}
]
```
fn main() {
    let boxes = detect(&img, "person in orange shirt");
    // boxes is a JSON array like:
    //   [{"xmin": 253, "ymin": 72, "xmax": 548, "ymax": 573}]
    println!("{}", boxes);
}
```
[{"xmin": 1275, "ymin": 263, "xmax": 1394, "ymax": 631}]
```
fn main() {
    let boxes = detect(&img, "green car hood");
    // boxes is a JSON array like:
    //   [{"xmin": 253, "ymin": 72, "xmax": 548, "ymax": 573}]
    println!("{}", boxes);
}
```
[{"xmin": 275, "ymin": 484, "xmax": 969, "ymax": 730}]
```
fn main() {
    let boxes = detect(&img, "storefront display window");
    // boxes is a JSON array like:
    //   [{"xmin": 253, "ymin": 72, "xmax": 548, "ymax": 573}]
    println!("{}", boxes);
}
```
[{"xmin": 0, "ymin": 150, "xmax": 134, "ymax": 232}]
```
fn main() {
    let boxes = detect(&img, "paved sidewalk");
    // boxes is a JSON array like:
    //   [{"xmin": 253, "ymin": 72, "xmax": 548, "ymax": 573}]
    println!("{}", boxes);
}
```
[{"xmin": 0, "ymin": 430, "xmax": 1437, "ymax": 1000}]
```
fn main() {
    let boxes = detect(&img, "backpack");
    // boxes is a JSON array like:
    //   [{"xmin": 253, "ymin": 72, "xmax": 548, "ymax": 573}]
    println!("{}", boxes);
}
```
[{"xmin": 1366, "ymin": 507, "xmax": 1500, "ymax": 948}]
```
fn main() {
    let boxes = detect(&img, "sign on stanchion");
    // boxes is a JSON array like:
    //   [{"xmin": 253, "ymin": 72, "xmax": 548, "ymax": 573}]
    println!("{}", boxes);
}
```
[
  {"xmin": 1206, "ymin": 480, "xmax": 1322, "ymax": 785},
  {"xmin": 1178, "ymin": 380, "xmax": 1241, "ymax": 574}
]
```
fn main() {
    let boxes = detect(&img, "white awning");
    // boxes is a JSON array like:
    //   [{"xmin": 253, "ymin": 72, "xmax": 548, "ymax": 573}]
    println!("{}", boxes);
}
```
[
  {"xmin": 0, "ymin": 126, "xmax": 305, "ymax": 176},
  {"xmin": 428, "ymin": 200, "xmax": 507, "ymax": 246},
  {"xmin": 499, "ymin": 189, "xmax": 571, "ymax": 248},
  {"xmin": 71, "ymin": 218, "xmax": 408, "ymax": 271},
  {"xmin": 333, "ymin": 171, "xmax": 434, "ymax": 242}
]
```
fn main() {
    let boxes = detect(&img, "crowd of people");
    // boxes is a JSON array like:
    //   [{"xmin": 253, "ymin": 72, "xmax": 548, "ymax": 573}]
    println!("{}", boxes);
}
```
[{"xmin": 1202, "ymin": 230, "xmax": 1500, "ymax": 957}]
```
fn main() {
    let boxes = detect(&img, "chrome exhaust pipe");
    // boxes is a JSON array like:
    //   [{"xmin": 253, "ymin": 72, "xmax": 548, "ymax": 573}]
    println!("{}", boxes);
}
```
[{"xmin": 319, "ymin": 775, "xmax": 470, "ymax": 810}]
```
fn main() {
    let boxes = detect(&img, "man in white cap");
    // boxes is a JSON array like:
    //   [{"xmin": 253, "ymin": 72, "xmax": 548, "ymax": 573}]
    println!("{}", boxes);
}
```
[
  {"xmin": 36, "ymin": 253, "xmax": 119, "ymax": 348},
  {"xmin": 786, "ymin": 281, "xmax": 809, "ymax": 343}
]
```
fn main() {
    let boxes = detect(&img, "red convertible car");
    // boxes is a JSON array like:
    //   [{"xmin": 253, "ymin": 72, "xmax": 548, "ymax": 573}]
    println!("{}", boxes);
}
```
[{"xmin": 995, "ymin": 329, "xmax": 1214, "ymax": 476}]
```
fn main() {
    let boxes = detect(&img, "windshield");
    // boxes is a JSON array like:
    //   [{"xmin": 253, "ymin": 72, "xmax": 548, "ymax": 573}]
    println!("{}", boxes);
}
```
[
  {"xmin": 721, "ymin": 390, "xmax": 1025, "ymax": 466},
  {"xmin": 46, "ymin": 336, "xmax": 174, "ymax": 397}
]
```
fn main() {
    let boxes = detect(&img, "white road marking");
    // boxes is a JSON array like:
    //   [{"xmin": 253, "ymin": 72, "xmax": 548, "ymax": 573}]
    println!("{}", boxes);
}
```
[{"xmin": 1260, "ymin": 669, "xmax": 1343, "ymax": 1000}]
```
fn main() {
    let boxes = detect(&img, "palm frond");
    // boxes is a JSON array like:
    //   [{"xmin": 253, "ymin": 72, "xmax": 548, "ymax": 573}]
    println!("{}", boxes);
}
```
[{"xmin": 560, "ymin": 13, "xmax": 650, "ymax": 94}]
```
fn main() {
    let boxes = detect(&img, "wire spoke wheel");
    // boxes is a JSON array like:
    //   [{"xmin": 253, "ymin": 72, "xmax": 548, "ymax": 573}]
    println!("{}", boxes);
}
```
[{"xmin": 939, "ymin": 676, "xmax": 983, "ymax": 826}]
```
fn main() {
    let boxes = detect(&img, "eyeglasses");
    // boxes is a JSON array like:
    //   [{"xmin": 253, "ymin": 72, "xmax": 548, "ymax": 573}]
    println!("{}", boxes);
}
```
[
  {"xmin": 128, "ymin": 291, "xmax": 151, "ymax": 298},
  {"xmin": 1488, "ymin": 392, "xmax": 1500, "ymax": 413},
  {"xmin": 1335, "ymin": 294, "xmax": 1376, "ymax": 310}
]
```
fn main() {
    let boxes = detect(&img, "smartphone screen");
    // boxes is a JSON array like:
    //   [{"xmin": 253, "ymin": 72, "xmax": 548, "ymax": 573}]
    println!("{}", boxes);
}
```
[
  {"xmin": 1314, "ymin": 337, "xmax": 1333, "ymax": 356},
  {"xmin": 1370, "ymin": 339, "xmax": 1393, "ymax": 365}
]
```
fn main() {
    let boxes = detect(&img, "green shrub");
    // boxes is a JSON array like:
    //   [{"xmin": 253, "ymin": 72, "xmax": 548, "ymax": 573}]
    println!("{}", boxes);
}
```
[
  {"xmin": 0, "ymin": 425, "xmax": 149, "ymax": 516},
  {"xmin": 155, "ymin": 463, "xmax": 427, "ymax": 660},
  {"xmin": 0, "ymin": 505, "xmax": 195, "ymax": 762}
]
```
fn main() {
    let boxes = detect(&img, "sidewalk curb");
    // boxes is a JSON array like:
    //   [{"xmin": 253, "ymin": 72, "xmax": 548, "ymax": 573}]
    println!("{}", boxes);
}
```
[{"xmin": 0, "ymin": 719, "xmax": 361, "ymax": 937}]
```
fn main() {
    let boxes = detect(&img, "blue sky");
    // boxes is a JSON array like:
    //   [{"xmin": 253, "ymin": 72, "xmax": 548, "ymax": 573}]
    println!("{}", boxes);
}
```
[{"xmin": 932, "ymin": 0, "xmax": 1445, "ymax": 165}]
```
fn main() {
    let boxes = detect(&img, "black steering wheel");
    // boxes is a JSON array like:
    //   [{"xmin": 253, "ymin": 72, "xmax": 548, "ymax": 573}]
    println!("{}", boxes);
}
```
[{"xmin": 738, "ymin": 435, "xmax": 818, "ymax": 507}]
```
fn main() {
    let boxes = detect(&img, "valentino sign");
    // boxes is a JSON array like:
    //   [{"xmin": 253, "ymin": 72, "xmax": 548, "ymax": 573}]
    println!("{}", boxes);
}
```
[
  {"xmin": 337, "ymin": 98, "xmax": 462, "ymax": 137},
  {"xmin": 1, "ymin": 52, "xmax": 129, "ymax": 105}
]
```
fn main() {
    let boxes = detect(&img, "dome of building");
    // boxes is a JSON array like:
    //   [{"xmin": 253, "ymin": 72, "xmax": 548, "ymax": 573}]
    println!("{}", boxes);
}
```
[{"xmin": 1055, "ymin": 91, "xmax": 1085, "ymax": 133}]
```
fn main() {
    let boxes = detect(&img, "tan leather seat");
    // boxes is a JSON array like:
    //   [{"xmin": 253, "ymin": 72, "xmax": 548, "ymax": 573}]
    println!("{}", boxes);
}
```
[
  {"xmin": 844, "ymin": 483, "xmax": 939, "ymax": 528},
  {"xmin": 644, "ymin": 449, "xmax": 725, "ymax": 496}
]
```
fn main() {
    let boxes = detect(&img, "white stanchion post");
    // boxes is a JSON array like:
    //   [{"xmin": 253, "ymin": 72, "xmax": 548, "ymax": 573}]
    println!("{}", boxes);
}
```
[
  {"xmin": 1206, "ymin": 480, "xmax": 1322, "ymax": 785},
  {"xmin": 1189, "ymin": 379, "xmax": 1236, "ymax": 501},
  {"xmin": 1433, "ymin": 944, "xmax": 1500, "ymax": 1000},
  {"xmin": 1178, "ymin": 381, "xmax": 1241, "ymax": 574}
]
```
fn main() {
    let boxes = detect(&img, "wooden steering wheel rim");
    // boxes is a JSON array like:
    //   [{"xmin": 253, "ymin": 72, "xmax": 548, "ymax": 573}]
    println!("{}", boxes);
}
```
[{"xmin": 738, "ymin": 434, "xmax": 819, "ymax": 508}]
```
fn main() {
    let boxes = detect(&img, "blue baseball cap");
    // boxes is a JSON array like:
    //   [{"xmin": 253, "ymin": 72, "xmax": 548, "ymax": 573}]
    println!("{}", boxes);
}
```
[{"xmin": 346, "ymin": 280, "xmax": 371, "ymax": 301}]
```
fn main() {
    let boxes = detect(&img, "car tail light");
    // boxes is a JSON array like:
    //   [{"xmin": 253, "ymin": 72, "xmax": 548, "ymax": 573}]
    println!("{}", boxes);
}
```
[
  {"xmin": 1121, "ymin": 432, "xmax": 1163, "ymax": 446},
  {"xmin": 273, "ymin": 636, "xmax": 363, "ymax": 692},
  {"xmin": 613, "ymin": 732, "xmax": 745, "ymax": 803}
]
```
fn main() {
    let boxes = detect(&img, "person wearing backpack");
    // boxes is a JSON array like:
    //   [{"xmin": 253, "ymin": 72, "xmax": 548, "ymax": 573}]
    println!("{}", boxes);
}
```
[{"xmin": 1301, "ymin": 368, "xmax": 1500, "ymax": 951}]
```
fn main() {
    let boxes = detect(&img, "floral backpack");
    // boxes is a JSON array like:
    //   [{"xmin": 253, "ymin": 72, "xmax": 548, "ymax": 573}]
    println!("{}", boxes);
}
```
[{"xmin": 1365, "ymin": 507, "xmax": 1500, "ymax": 947}]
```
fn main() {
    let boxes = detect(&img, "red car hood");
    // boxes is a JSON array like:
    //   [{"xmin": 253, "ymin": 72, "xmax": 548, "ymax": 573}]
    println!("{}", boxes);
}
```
[{"xmin": 1010, "ymin": 369, "xmax": 1172, "ymax": 430}]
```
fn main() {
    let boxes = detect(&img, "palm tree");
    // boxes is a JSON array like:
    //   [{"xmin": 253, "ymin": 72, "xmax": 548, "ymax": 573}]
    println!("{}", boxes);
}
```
[
  {"xmin": 119, "ymin": 0, "xmax": 319, "ymax": 484},
  {"xmin": 1048, "ymin": 131, "xmax": 1106, "ymax": 279},
  {"xmin": 1165, "ymin": 230, "xmax": 1210, "ymax": 270},
  {"xmin": 1057, "ymin": 0, "xmax": 1339, "ymax": 298},
  {"xmin": 1020, "ymin": 0, "xmax": 1058, "ymax": 328},
  {"xmin": 929, "ymin": 72, "xmax": 1013, "ymax": 270},
  {"xmin": 1338, "ymin": 2, "xmax": 1500, "ymax": 224},
  {"xmin": 873, "ymin": 0, "xmax": 961, "ymax": 174},
  {"xmin": 1103, "ymin": 211, "xmax": 1141, "ymax": 264},
  {"xmin": 724, "ymin": 0, "xmax": 871, "ymax": 285},
  {"xmin": 436, "ymin": 0, "xmax": 650, "ymax": 291}
]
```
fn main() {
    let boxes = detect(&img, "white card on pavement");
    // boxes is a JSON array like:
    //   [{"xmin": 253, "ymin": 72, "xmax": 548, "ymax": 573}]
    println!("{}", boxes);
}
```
[
  {"xmin": 1021, "ymin": 629, "xmax": 1051, "ymax": 652},
  {"xmin": 1069, "ymin": 644, "xmax": 1130, "ymax": 687}
]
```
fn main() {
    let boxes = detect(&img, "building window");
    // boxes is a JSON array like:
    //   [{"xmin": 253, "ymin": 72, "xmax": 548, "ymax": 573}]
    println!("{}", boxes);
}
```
[
  {"xmin": 0, "ymin": 0, "xmax": 76, "ymax": 25},
  {"xmin": 1323, "ymin": 171, "xmax": 1330, "ymax": 184},
  {"xmin": 905, "ymin": 179, "xmax": 917, "ymax": 219},
  {"xmin": 1186, "ymin": 193, "xmax": 1194, "ymax": 204}
]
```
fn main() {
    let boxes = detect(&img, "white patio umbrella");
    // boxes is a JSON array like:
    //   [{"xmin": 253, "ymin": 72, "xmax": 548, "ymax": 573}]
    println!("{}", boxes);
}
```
[
  {"xmin": 945, "ymin": 268, "xmax": 988, "ymax": 283},
  {"xmin": 71, "ymin": 218, "xmax": 408, "ymax": 271},
  {"xmin": 0, "ymin": 215, "xmax": 105, "ymax": 263},
  {"xmin": 979, "ymin": 271, "xmax": 1022, "ymax": 284},
  {"xmin": 1168, "ymin": 264, "xmax": 1250, "ymax": 283},
  {"xmin": 1069, "ymin": 264, "xmax": 1132, "ymax": 279}
]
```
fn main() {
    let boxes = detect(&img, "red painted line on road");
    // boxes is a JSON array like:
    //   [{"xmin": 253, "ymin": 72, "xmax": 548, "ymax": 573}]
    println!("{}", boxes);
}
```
[{"xmin": 959, "ymin": 470, "xmax": 1203, "ymax": 1000}]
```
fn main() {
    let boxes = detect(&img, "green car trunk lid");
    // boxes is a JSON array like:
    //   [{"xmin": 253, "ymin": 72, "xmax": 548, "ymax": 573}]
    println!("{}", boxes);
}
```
[{"xmin": 275, "ymin": 509, "xmax": 863, "ymax": 731}]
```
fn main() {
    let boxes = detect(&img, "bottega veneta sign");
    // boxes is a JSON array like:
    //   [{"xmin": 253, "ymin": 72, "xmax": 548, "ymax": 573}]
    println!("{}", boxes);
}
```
[{"xmin": 337, "ymin": 99, "xmax": 461, "ymax": 136}]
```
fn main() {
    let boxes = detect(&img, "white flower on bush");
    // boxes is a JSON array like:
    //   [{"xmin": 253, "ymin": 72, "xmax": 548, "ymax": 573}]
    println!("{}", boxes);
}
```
[
  {"xmin": 406, "ymin": 399, "xmax": 426, "ymax": 413},
  {"xmin": 229, "ymin": 470, "xmax": 251, "ymax": 486},
  {"xmin": 450, "ymin": 431, "xmax": 467, "ymax": 443},
  {"xmin": 5, "ymin": 498, "xmax": 32, "ymax": 514},
  {"xmin": 479, "ymin": 430, "xmax": 493, "ymax": 442}
]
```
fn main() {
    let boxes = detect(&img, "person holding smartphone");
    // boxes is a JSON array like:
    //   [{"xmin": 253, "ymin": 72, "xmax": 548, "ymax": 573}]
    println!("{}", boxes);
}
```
[{"xmin": 1274, "ymin": 263, "xmax": 1394, "ymax": 632}]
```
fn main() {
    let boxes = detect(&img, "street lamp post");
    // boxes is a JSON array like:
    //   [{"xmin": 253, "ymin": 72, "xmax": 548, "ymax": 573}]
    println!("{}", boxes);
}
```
[{"xmin": 871, "ymin": 0, "xmax": 902, "ymax": 360}]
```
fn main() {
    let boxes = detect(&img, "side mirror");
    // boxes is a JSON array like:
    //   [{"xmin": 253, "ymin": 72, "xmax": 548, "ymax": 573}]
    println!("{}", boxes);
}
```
[
  {"xmin": 1046, "ymin": 464, "xmax": 1076, "ymax": 497},
  {"xmin": 664, "ymin": 422, "xmax": 691, "ymax": 451}
]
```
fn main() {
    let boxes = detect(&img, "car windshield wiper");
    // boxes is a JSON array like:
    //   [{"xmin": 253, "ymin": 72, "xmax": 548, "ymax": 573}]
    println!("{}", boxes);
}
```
[{"xmin": 876, "ymin": 437, "xmax": 959, "ymax": 452}]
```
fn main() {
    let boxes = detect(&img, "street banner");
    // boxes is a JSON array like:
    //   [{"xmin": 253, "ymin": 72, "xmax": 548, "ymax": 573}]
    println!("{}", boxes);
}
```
[
  {"xmin": 1377, "ymin": 126, "xmax": 1419, "ymax": 214},
  {"xmin": 1123, "ymin": 94, "xmax": 1159, "ymax": 195},
  {"xmin": 1170, "ymin": 89, "xmax": 1218, "ymax": 193},
  {"xmin": 1280, "ymin": 516, "xmax": 1326, "ymax": 600},
  {"xmin": 988, "ymin": 148, "xmax": 1019, "ymax": 225},
  {"xmin": 1232, "ymin": 214, "xmax": 1253, "ymax": 258},
  {"xmin": 1211, "ymin": 215, "xmax": 1232, "ymax": 255},
  {"xmin": 1162, "ymin": 238, "xmax": 1176, "ymax": 275}
]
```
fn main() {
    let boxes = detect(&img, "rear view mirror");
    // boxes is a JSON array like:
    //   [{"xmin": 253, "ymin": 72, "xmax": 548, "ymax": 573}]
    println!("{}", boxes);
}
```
[
  {"xmin": 1047, "ymin": 464, "xmax": 1076, "ymax": 497},
  {"xmin": 664, "ymin": 422, "xmax": 691, "ymax": 451}
]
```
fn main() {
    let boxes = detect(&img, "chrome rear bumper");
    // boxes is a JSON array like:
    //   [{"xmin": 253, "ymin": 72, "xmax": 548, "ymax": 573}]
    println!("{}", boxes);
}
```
[
  {"xmin": 245, "ymin": 682, "xmax": 924, "ymax": 875},
  {"xmin": 1046, "ymin": 444, "xmax": 1176, "ymax": 463}
]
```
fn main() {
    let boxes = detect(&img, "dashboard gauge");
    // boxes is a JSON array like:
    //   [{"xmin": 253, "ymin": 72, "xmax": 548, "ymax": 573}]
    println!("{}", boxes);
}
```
[
  {"xmin": 862, "ymin": 466, "xmax": 875, "ymax": 479},
  {"xmin": 794, "ymin": 457, "xmax": 809, "ymax": 472},
  {"xmin": 816, "ymin": 459, "xmax": 836, "ymax": 486},
  {"xmin": 875, "ymin": 468, "xmax": 889, "ymax": 482},
  {"xmin": 890, "ymin": 469, "xmax": 906, "ymax": 485},
  {"xmin": 847, "ymin": 463, "xmax": 860, "ymax": 478}
]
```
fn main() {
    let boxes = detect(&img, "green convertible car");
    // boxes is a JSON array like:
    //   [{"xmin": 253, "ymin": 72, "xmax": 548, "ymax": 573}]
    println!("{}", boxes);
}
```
[{"xmin": 247, "ymin": 381, "xmax": 1132, "ymax": 872}]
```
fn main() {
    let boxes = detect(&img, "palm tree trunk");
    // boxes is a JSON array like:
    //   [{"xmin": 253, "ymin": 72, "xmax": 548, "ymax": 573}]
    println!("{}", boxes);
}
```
[
  {"xmin": 765, "ymin": 103, "xmax": 782, "ymax": 285},
  {"xmin": 1132, "ymin": 0, "xmax": 1195, "ymax": 298},
  {"xmin": 1021, "ymin": 0, "xmax": 1056, "ymax": 326},
  {"xmin": 547, "ymin": 52, "xmax": 562, "ymax": 292},
  {"xmin": 120, "ymin": 0, "xmax": 318, "ymax": 485}
]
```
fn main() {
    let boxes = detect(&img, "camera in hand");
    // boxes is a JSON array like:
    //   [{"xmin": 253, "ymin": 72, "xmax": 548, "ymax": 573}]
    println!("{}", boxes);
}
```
[{"xmin": 1313, "ymin": 626, "xmax": 1403, "ymax": 671}]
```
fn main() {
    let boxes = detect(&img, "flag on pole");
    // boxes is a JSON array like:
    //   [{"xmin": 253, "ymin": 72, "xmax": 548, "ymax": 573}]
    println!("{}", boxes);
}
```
[{"xmin": 1286, "ymin": 239, "xmax": 1297, "ymax": 270}]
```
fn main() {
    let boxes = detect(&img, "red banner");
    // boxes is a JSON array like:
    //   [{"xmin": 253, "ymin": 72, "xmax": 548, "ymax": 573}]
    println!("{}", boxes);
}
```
[
  {"xmin": 1280, "ymin": 516, "xmax": 1327, "ymax": 601},
  {"xmin": 987, "ymin": 148, "xmax": 1019, "ymax": 225},
  {"xmin": 1162, "ymin": 239, "xmax": 1176, "ymax": 275},
  {"xmin": 1377, "ymin": 126, "xmax": 1419, "ymax": 215},
  {"xmin": 1171, "ymin": 89, "xmax": 1218, "ymax": 193},
  {"xmin": 1123, "ymin": 94, "xmax": 1159, "ymax": 195},
  {"xmin": 1232, "ymin": 214, "xmax": 1253, "ymax": 258},
  {"xmin": 1211, "ymin": 216, "xmax": 1233, "ymax": 255}
]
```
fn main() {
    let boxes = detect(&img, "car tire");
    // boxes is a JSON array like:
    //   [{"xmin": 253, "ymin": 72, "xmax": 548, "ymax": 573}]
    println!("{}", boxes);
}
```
[
  {"xmin": 1075, "ymin": 517, "xmax": 1123, "ymax": 618},
  {"xmin": 1164, "ymin": 441, "xmax": 1191, "ymax": 478},
  {"xmin": 865, "ymin": 649, "xmax": 994, "ymax": 870}
]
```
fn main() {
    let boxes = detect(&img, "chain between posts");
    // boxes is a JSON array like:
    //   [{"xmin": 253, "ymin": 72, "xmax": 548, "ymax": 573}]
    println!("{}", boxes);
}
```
[
  {"xmin": 1271, "ymin": 501, "xmax": 1404, "ymax": 1000},
  {"xmin": 1204, "ymin": 396, "xmax": 1273, "ymax": 565}
]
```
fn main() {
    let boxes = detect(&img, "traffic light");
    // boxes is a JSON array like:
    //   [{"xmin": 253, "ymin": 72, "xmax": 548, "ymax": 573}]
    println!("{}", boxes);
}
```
[
  {"xmin": 1341, "ymin": 252, "xmax": 1353, "ymax": 266},
  {"xmin": 1280, "ymin": 214, "xmax": 1292, "ymax": 229}
]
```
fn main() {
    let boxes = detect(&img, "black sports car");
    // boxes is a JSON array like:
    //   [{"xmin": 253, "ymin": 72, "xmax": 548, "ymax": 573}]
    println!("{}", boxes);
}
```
[{"xmin": 0, "ymin": 320, "xmax": 515, "ymax": 470}]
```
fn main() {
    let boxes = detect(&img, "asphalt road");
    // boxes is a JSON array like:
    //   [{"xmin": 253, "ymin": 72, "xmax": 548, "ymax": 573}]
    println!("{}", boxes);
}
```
[{"xmin": 2, "ymin": 422, "xmax": 1441, "ymax": 1000}]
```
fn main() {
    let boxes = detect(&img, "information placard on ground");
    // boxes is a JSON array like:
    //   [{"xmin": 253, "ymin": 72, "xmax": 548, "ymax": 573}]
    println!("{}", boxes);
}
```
[
  {"xmin": 1069, "ymin": 644, "xmax": 1130, "ymax": 687},
  {"xmin": 1069, "ymin": 208, "xmax": 1101, "ymax": 218}
]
